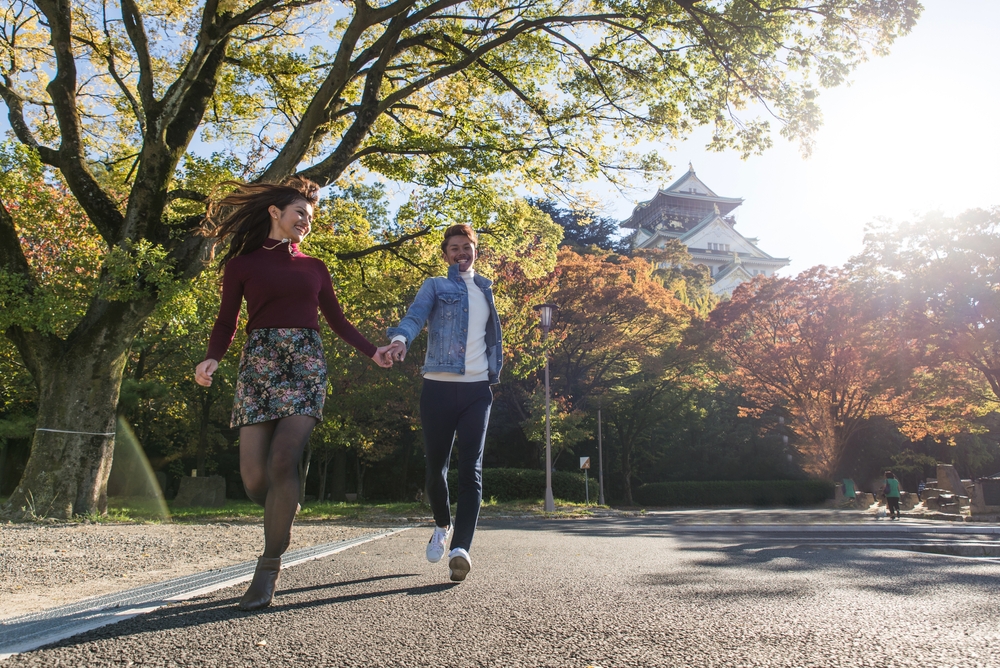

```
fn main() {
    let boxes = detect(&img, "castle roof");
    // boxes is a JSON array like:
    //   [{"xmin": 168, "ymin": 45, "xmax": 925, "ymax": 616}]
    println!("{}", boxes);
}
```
[{"xmin": 621, "ymin": 166, "xmax": 743, "ymax": 230}]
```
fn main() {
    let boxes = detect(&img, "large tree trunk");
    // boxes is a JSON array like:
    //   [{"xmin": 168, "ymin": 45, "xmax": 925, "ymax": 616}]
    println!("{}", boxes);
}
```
[
  {"xmin": 3, "ymin": 302, "xmax": 154, "ymax": 519},
  {"xmin": 8, "ymin": 357, "xmax": 124, "ymax": 518}
]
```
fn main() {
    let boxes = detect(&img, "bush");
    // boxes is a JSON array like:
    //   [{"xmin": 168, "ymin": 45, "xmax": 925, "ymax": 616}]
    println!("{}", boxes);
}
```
[
  {"xmin": 447, "ymin": 467, "xmax": 591, "ymax": 503},
  {"xmin": 633, "ymin": 480, "xmax": 834, "ymax": 507}
]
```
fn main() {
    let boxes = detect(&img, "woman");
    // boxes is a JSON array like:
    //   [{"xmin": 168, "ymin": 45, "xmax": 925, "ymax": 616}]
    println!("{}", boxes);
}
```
[
  {"xmin": 385, "ymin": 224, "xmax": 503, "ymax": 582},
  {"xmin": 195, "ymin": 178, "xmax": 392, "ymax": 610}
]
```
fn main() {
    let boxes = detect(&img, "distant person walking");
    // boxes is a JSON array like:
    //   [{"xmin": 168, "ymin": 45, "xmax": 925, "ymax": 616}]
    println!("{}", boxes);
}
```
[
  {"xmin": 884, "ymin": 471, "xmax": 901, "ymax": 520},
  {"xmin": 917, "ymin": 480, "xmax": 926, "ymax": 502},
  {"xmin": 385, "ymin": 224, "xmax": 503, "ymax": 582},
  {"xmin": 195, "ymin": 178, "xmax": 392, "ymax": 610}
]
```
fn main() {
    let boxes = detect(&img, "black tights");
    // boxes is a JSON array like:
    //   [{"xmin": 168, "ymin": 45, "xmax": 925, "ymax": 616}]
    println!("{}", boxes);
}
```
[{"xmin": 240, "ymin": 415, "xmax": 317, "ymax": 558}]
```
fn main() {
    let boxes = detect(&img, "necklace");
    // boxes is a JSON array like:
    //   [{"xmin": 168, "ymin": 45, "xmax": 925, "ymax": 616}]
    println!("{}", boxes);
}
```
[{"xmin": 262, "ymin": 238, "xmax": 291, "ymax": 252}]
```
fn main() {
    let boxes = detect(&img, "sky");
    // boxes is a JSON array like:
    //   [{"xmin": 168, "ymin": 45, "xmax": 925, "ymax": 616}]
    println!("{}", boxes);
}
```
[{"xmin": 597, "ymin": 0, "xmax": 1000, "ymax": 276}]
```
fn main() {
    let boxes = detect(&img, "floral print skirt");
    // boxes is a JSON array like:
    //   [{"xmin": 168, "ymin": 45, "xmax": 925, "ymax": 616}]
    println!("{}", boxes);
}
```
[{"xmin": 231, "ymin": 328, "xmax": 327, "ymax": 428}]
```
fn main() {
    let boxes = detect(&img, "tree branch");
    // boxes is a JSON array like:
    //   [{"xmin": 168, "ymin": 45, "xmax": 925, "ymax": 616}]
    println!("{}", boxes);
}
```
[
  {"xmin": 164, "ymin": 37, "xmax": 230, "ymax": 151},
  {"xmin": 166, "ymin": 189, "xmax": 209, "ymax": 203},
  {"xmin": 298, "ymin": 12, "xmax": 410, "ymax": 186},
  {"xmin": 335, "ymin": 225, "xmax": 431, "ymax": 261},
  {"xmin": 0, "ymin": 194, "xmax": 34, "ymax": 287},
  {"xmin": 32, "ymin": 0, "xmax": 126, "ymax": 242},
  {"xmin": 76, "ymin": 15, "xmax": 145, "ymax": 134},
  {"xmin": 300, "ymin": 12, "xmax": 626, "ymax": 186},
  {"xmin": 0, "ymin": 80, "xmax": 60, "ymax": 165},
  {"xmin": 0, "ymin": 196, "xmax": 56, "ymax": 382},
  {"xmin": 259, "ymin": 1, "xmax": 387, "ymax": 182},
  {"xmin": 119, "ymin": 0, "xmax": 156, "ymax": 114}
]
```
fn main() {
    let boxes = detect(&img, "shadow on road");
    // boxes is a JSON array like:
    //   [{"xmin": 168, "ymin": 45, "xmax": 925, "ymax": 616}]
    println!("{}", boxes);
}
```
[
  {"xmin": 34, "ymin": 573, "xmax": 458, "ymax": 652},
  {"xmin": 658, "ymin": 538, "xmax": 1000, "ymax": 600},
  {"xmin": 479, "ymin": 515, "xmax": 1000, "ymax": 600}
]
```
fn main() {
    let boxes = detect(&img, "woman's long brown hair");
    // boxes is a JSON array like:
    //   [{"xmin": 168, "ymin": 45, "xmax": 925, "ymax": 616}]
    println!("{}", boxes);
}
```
[{"xmin": 205, "ymin": 177, "xmax": 320, "ymax": 271}]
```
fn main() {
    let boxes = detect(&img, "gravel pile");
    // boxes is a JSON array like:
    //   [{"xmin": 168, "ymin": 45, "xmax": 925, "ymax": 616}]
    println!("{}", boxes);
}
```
[{"xmin": 0, "ymin": 521, "xmax": 378, "ymax": 620}]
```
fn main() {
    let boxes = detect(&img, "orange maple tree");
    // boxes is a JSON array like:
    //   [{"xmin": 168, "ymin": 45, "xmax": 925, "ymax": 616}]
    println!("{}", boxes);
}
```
[
  {"xmin": 541, "ymin": 248, "xmax": 709, "ymax": 501},
  {"xmin": 547, "ymin": 248, "xmax": 693, "ymax": 403},
  {"xmin": 711, "ymin": 266, "xmax": 924, "ymax": 478}
]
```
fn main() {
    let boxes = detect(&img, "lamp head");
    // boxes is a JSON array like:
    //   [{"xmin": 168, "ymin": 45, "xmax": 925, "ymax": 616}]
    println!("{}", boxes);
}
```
[{"xmin": 533, "ymin": 303, "xmax": 558, "ymax": 331}]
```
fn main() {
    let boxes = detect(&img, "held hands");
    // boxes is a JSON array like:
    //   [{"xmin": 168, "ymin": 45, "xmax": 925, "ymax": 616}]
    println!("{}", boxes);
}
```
[
  {"xmin": 371, "ymin": 341, "xmax": 406, "ymax": 369},
  {"xmin": 386, "ymin": 340, "xmax": 407, "ymax": 362},
  {"xmin": 195, "ymin": 359, "xmax": 218, "ymax": 387},
  {"xmin": 372, "ymin": 346, "xmax": 394, "ymax": 368}
]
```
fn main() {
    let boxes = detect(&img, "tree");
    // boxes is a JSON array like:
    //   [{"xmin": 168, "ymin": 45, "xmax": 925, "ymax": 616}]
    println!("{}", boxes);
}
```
[
  {"xmin": 710, "ymin": 267, "xmax": 921, "ymax": 478},
  {"xmin": 603, "ymin": 344, "xmax": 709, "ymax": 504},
  {"xmin": 0, "ymin": 0, "xmax": 920, "ymax": 517},
  {"xmin": 540, "ymin": 247, "xmax": 713, "ymax": 500},
  {"xmin": 547, "ymin": 248, "xmax": 692, "ymax": 404},
  {"xmin": 646, "ymin": 385, "xmax": 801, "ymax": 484},
  {"xmin": 636, "ymin": 242, "xmax": 717, "ymax": 317},
  {"xmin": 530, "ymin": 200, "xmax": 623, "ymax": 252},
  {"xmin": 855, "ymin": 208, "xmax": 1000, "ymax": 404}
]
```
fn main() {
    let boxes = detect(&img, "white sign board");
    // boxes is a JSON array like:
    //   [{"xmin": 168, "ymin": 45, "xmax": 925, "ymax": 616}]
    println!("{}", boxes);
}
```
[{"xmin": 580, "ymin": 456, "xmax": 591, "ymax": 470}]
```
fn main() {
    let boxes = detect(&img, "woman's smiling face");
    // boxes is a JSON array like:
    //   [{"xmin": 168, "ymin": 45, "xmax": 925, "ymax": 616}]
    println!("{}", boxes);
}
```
[{"xmin": 268, "ymin": 198, "xmax": 314, "ymax": 243}]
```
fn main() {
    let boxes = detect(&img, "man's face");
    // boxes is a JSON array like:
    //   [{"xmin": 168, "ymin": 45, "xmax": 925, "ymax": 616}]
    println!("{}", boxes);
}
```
[{"xmin": 443, "ymin": 235, "xmax": 476, "ymax": 272}]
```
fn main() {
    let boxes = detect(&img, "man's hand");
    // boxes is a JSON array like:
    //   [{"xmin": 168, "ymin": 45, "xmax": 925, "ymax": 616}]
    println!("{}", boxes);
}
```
[
  {"xmin": 195, "ymin": 359, "xmax": 218, "ymax": 387},
  {"xmin": 386, "ymin": 340, "xmax": 407, "ymax": 362}
]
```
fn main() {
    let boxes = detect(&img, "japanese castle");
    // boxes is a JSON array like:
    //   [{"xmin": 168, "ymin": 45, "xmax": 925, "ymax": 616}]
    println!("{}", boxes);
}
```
[{"xmin": 622, "ymin": 166, "xmax": 789, "ymax": 295}]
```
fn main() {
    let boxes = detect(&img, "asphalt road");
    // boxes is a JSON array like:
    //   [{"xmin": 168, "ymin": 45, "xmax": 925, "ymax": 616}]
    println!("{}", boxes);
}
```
[{"xmin": 6, "ymin": 517, "xmax": 1000, "ymax": 667}]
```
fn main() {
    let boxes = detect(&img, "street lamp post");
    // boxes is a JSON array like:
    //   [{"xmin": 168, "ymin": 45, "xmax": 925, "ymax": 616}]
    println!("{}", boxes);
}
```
[
  {"xmin": 534, "ymin": 303, "xmax": 558, "ymax": 512},
  {"xmin": 597, "ymin": 398, "xmax": 605, "ymax": 506}
]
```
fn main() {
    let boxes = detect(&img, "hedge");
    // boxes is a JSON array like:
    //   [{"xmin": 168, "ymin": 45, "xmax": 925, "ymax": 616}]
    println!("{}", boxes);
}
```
[
  {"xmin": 633, "ymin": 480, "xmax": 835, "ymax": 507},
  {"xmin": 447, "ymin": 468, "xmax": 591, "ymax": 503}
]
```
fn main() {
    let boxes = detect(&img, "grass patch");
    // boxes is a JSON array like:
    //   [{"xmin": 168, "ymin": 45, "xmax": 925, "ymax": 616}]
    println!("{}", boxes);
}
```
[
  {"xmin": 478, "ymin": 498, "xmax": 605, "ymax": 518},
  {"xmin": 297, "ymin": 501, "xmax": 427, "ymax": 522},
  {"xmin": 98, "ymin": 496, "xmax": 610, "ymax": 523}
]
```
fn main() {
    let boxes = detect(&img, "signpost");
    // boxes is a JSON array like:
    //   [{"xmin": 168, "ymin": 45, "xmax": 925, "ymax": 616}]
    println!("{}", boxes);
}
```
[{"xmin": 580, "ymin": 456, "xmax": 591, "ymax": 504}]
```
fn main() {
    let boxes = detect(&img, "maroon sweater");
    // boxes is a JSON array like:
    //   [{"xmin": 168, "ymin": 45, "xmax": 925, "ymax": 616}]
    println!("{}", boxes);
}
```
[{"xmin": 205, "ymin": 240, "xmax": 377, "ymax": 362}]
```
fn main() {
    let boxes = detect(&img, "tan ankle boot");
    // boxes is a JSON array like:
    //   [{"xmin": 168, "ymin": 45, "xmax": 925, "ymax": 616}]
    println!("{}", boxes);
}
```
[{"xmin": 238, "ymin": 556, "xmax": 282, "ymax": 611}]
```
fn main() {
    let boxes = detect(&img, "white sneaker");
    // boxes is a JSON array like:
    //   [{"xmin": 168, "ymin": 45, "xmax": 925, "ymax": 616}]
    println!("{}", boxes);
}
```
[
  {"xmin": 426, "ymin": 525, "xmax": 451, "ymax": 563},
  {"xmin": 448, "ymin": 547, "xmax": 471, "ymax": 582}
]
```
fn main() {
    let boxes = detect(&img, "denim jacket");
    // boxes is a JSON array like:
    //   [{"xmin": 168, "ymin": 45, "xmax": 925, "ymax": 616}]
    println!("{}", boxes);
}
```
[{"xmin": 387, "ymin": 264, "xmax": 504, "ymax": 384}]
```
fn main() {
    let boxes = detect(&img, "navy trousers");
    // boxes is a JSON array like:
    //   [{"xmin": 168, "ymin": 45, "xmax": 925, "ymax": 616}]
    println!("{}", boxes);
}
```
[{"xmin": 420, "ymin": 379, "xmax": 492, "ymax": 552}]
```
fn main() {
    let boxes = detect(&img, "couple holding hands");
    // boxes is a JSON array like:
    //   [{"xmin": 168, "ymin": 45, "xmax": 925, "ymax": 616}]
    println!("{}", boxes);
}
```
[{"xmin": 194, "ymin": 178, "xmax": 501, "ymax": 611}]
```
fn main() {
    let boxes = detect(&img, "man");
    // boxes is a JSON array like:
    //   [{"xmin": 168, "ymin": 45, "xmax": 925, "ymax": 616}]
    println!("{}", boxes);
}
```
[
  {"xmin": 386, "ymin": 224, "xmax": 503, "ymax": 581},
  {"xmin": 884, "ymin": 471, "xmax": 901, "ymax": 520}
]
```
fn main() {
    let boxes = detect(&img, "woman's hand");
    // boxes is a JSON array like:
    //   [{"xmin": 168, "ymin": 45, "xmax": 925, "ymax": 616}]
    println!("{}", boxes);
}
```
[
  {"xmin": 195, "ymin": 359, "xmax": 218, "ymax": 386},
  {"xmin": 372, "ymin": 346, "xmax": 394, "ymax": 368}
]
